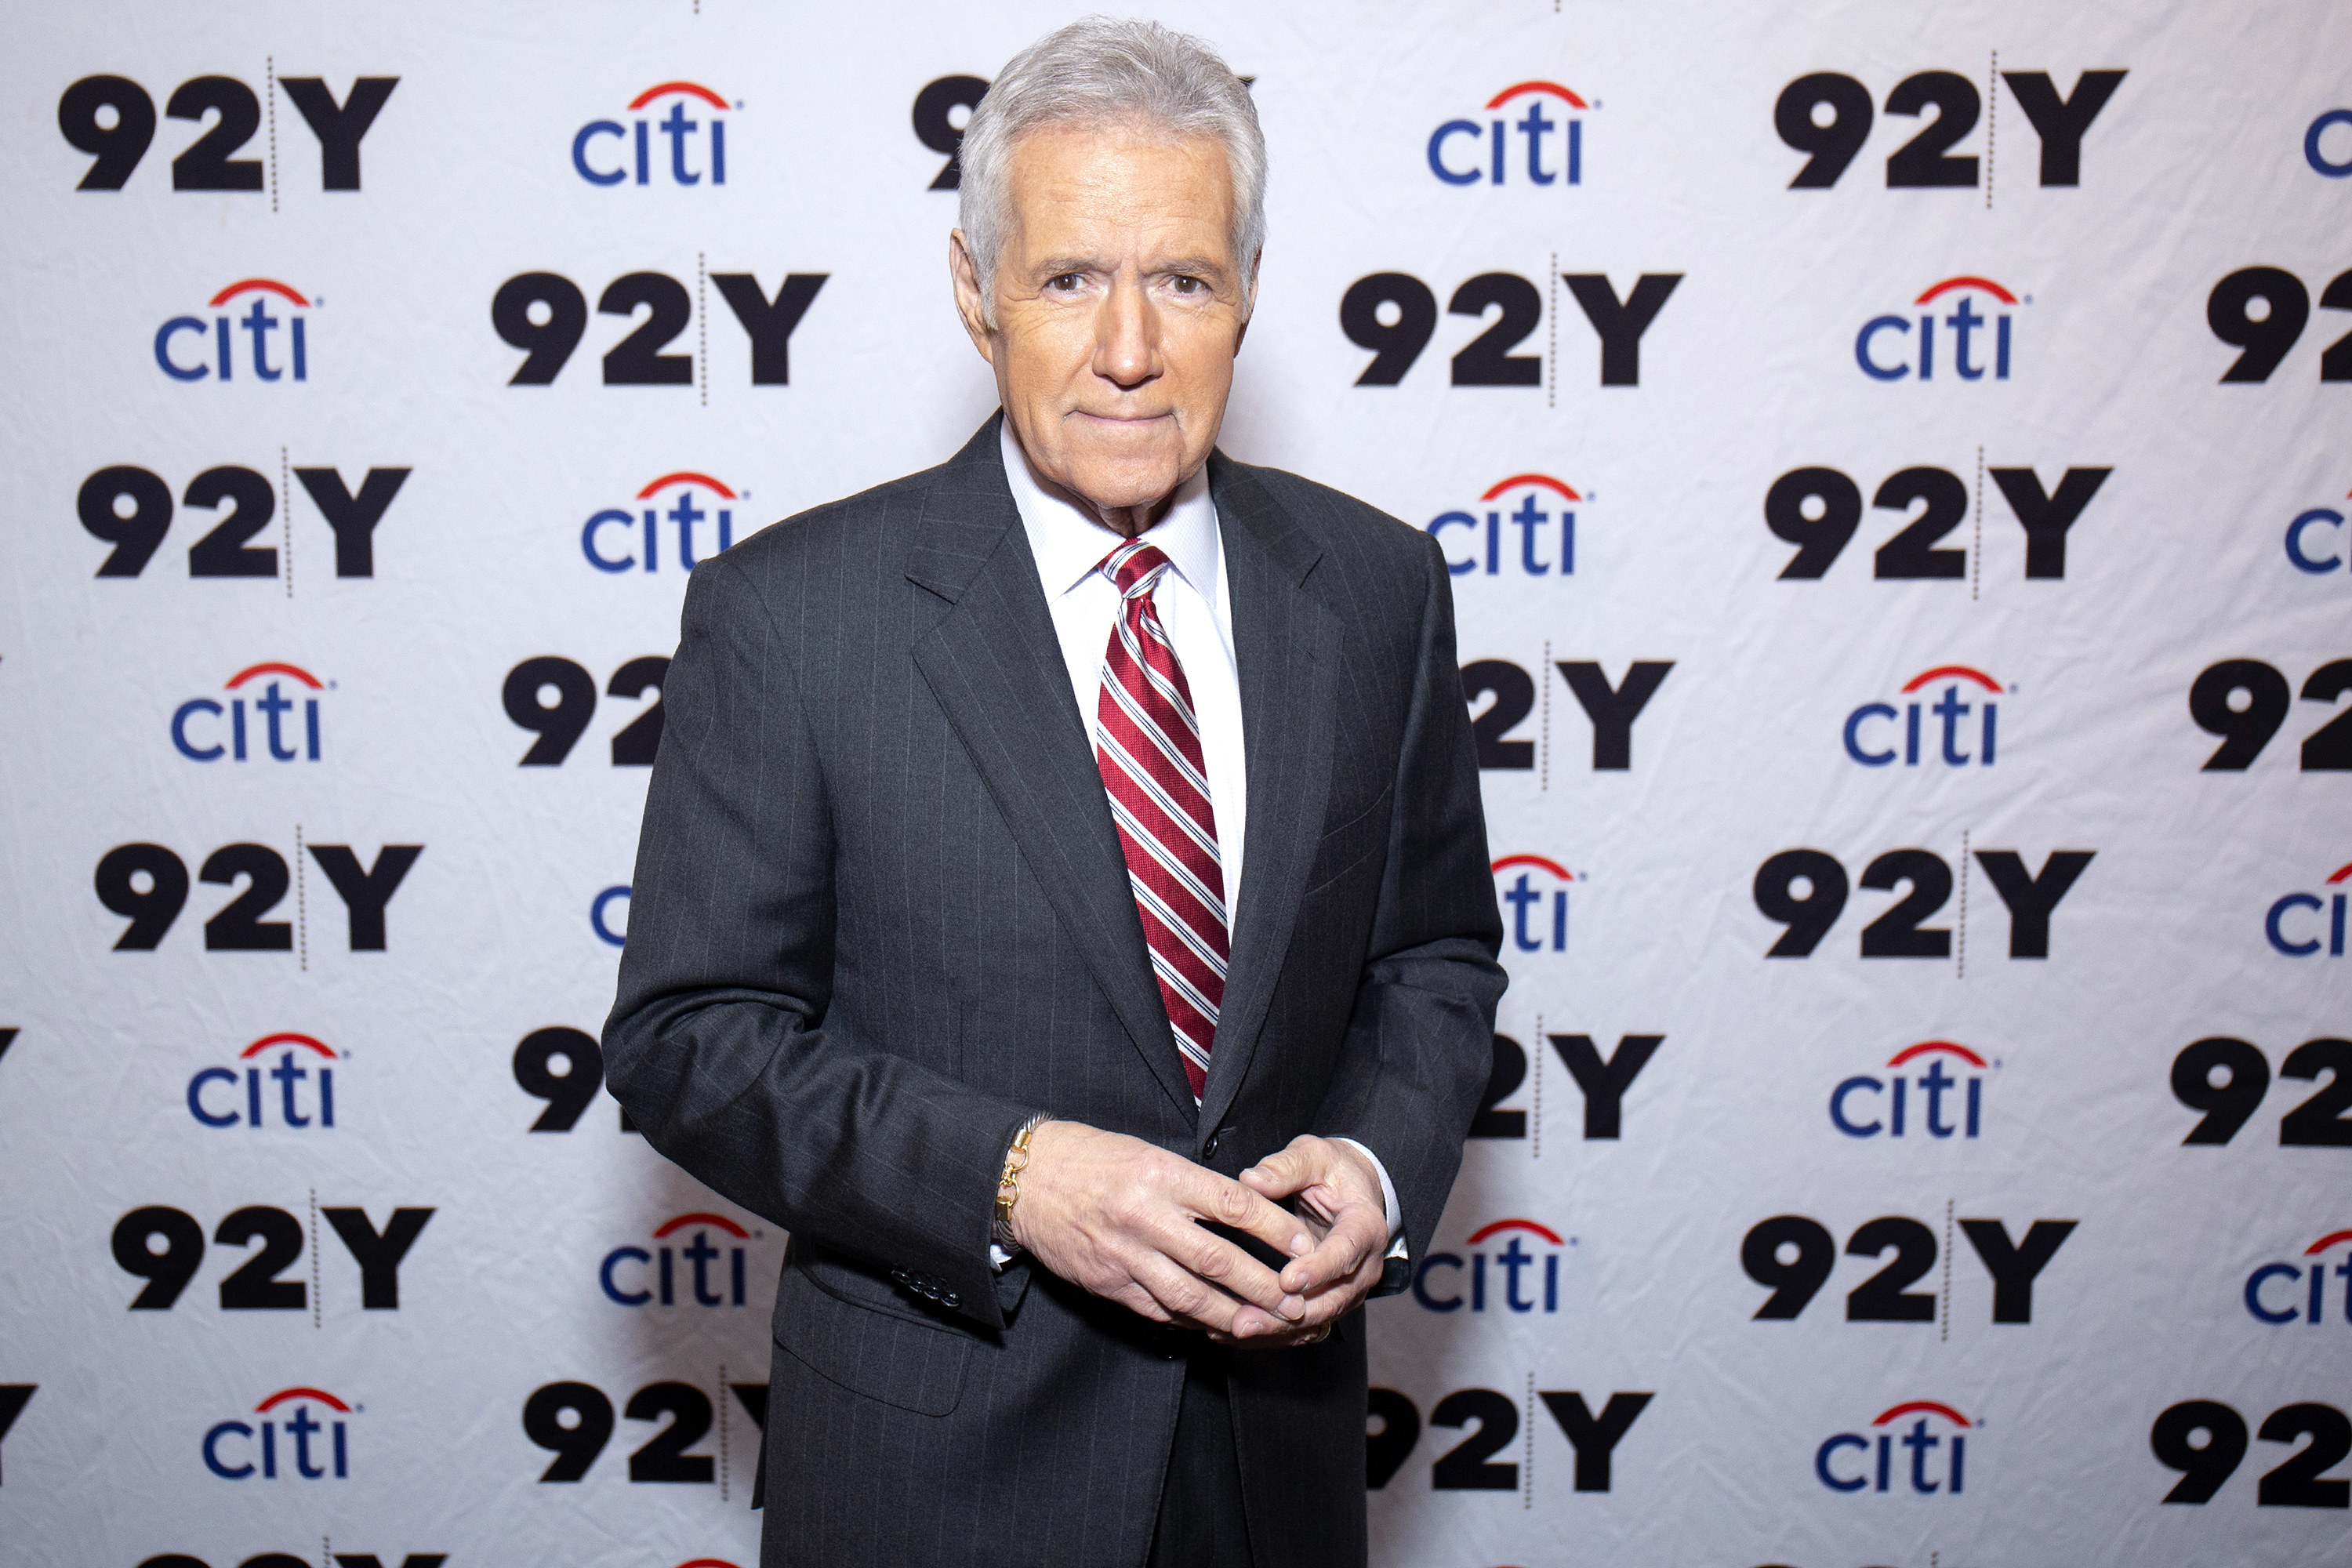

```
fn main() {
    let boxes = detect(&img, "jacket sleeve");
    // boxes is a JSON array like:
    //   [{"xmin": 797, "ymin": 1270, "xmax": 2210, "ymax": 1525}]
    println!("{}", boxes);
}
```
[
  {"xmin": 602, "ymin": 550, "xmax": 1032, "ymax": 1330},
  {"xmin": 1315, "ymin": 530, "xmax": 1507, "ymax": 1263}
]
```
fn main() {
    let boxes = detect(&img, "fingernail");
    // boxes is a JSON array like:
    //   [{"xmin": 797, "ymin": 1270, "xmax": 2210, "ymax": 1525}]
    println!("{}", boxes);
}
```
[
  {"xmin": 1291, "ymin": 1232, "xmax": 1312, "ymax": 1254},
  {"xmin": 1234, "ymin": 1319, "xmax": 1256, "ymax": 1338},
  {"xmin": 1282, "ymin": 1294, "xmax": 1305, "ymax": 1319}
]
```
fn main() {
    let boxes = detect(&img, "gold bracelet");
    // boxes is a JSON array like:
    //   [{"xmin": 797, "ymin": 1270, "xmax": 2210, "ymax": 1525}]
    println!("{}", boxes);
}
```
[{"xmin": 993, "ymin": 1115, "xmax": 1048, "ymax": 1246}]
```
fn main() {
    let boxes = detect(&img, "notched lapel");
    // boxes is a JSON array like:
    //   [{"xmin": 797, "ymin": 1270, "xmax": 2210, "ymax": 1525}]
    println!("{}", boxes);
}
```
[
  {"xmin": 907, "ymin": 419, "xmax": 1200, "ymax": 1123},
  {"xmin": 1198, "ymin": 457, "xmax": 1340, "ymax": 1137}
]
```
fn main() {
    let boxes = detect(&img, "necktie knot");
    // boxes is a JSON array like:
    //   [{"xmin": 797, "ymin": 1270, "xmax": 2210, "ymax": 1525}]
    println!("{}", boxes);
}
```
[{"xmin": 1100, "ymin": 538, "xmax": 1174, "ymax": 600}]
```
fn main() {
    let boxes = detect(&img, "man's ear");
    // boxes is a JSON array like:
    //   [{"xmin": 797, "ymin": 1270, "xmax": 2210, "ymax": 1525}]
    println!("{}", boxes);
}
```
[{"xmin": 949, "ymin": 230, "xmax": 996, "ymax": 363}]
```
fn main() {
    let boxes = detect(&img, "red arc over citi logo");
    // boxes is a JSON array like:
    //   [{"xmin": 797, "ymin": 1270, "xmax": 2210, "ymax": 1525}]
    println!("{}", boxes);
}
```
[
  {"xmin": 204, "ymin": 1385, "xmax": 355, "ymax": 1480},
  {"xmin": 1846, "ymin": 665, "xmax": 2004, "ymax": 768},
  {"xmin": 601, "ymin": 1210, "xmax": 763, "ymax": 1307},
  {"xmin": 1412, "ymin": 1216, "xmax": 1570, "ymax": 1313},
  {"xmin": 173, "ymin": 662, "xmax": 327, "ymax": 763},
  {"xmin": 1817, "ymin": 1399, "xmax": 1973, "ymax": 1494},
  {"xmin": 156, "ymin": 278, "xmax": 314, "ymax": 383},
  {"xmin": 1428, "ymin": 81, "xmax": 1592, "ymax": 187},
  {"xmin": 2267, "ymin": 860, "xmax": 2352, "ymax": 956},
  {"xmin": 2245, "ymin": 1229, "xmax": 2352, "ymax": 1324},
  {"xmin": 1857, "ymin": 276, "xmax": 2022, "ymax": 382},
  {"xmin": 1494, "ymin": 854, "xmax": 1578, "ymax": 954},
  {"xmin": 583, "ymin": 471, "xmax": 743, "ymax": 574},
  {"xmin": 575, "ymin": 82, "xmax": 736, "ymax": 187},
  {"xmin": 188, "ymin": 1030, "xmax": 340, "ymax": 1130},
  {"xmin": 1831, "ymin": 1040, "xmax": 1991, "ymax": 1140},
  {"xmin": 1429, "ymin": 474, "xmax": 1582, "ymax": 579}
]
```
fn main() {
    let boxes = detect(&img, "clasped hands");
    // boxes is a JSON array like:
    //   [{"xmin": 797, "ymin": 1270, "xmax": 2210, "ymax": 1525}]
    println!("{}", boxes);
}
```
[{"xmin": 1004, "ymin": 1122, "xmax": 1389, "ymax": 1346}]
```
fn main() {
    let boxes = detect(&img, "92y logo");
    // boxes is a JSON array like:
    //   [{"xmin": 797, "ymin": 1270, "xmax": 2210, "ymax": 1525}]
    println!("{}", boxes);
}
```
[
  {"xmin": 60, "ymin": 73, "xmax": 396, "ymax": 191},
  {"xmin": 1753, "ymin": 847, "xmax": 2093, "ymax": 960},
  {"xmin": 114, "ymin": 1203, "xmax": 431, "ymax": 1310},
  {"xmin": 95, "ymin": 840, "xmax": 420, "ymax": 952},
  {"xmin": 1766, "ymin": 462, "xmax": 2108, "ymax": 581},
  {"xmin": 1341, "ymin": 270, "xmax": 1679, "ymax": 387},
  {"xmin": 1776, "ymin": 68, "xmax": 2124, "ymax": 189},
  {"xmin": 1744, "ymin": 1214, "xmax": 2076, "ymax": 1323},
  {"xmin": 493, "ymin": 269, "xmax": 825, "ymax": 387},
  {"xmin": 81, "ymin": 463, "xmax": 408, "ymax": 580}
]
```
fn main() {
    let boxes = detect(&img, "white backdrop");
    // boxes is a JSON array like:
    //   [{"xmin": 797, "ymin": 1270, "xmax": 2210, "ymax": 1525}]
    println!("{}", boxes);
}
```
[{"xmin": 2, "ymin": 2, "xmax": 2347, "ymax": 1566}]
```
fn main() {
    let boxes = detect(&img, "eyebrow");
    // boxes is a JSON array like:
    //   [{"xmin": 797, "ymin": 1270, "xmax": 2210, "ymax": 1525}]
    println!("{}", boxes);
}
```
[{"xmin": 1032, "ymin": 255, "xmax": 1232, "ymax": 281}]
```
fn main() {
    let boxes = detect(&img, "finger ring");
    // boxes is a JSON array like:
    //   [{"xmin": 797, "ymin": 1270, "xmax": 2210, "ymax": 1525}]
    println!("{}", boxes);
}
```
[{"xmin": 1306, "ymin": 1323, "xmax": 1330, "ymax": 1343}]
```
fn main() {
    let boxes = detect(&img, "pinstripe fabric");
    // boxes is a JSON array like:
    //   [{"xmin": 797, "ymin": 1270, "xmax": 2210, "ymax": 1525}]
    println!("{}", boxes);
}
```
[{"xmin": 603, "ymin": 416, "xmax": 1504, "ymax": 1568}]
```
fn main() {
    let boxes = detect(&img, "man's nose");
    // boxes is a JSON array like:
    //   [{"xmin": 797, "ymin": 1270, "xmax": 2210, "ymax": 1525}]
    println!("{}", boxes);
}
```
[{"xmin": 1091, "ymin": 275, "xmax": 1158, "ymax": 389}]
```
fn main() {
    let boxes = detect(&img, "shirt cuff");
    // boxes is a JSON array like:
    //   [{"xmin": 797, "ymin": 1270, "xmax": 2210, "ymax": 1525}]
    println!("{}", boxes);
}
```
[
  {"xmin": 1331, "ymin": 1136, "xmax": 1408, "ymax": 1259},
  {"xmin": 989, "ymin": 1243, "xmax": 1013, "ymax": 1272}
]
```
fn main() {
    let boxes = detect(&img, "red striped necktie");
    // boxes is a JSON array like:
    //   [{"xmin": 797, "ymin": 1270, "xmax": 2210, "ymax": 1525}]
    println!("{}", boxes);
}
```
[{"xmin": 1093, "ymin": 539, "xmax": 1228, "ymax": 1102}]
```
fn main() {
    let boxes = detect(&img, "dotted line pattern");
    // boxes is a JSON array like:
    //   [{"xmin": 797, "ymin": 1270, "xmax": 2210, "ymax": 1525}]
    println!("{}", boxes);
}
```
[
  {"xmin": 267, "ymin": 58, "xmax": 279, "ymax": 213},
  {"xmin": 295, "ymin": 823, "xmax": 309, "ymax": 971},
  {"xmin": 1940, "ymin": 1199, "xmax": 1954, "ymax": 1342},
  {"xmin": 1523, "ymin": 1371, "xmax": 1535, "ymax": 1508},
  {"xmin": 1530, "ymin": 1012, "xmax": 1544, "ymax": 1160},
  {"xmin": 282, "ymin": 445, "xmax": 293, "ymax": 598},
  {"xmin": 1546, "ymin": 252, "xmax": 1559, "ymax": 410},
  {"xmin": 310, "ymin": 1187, "xmax": 322, "ymax": 1329},
  {"xmin": 1956, "ymin": 827, "xmax": 1969, "ymax": 979},
  {"xmin": 698, "ymin": 253, "xmax": 710, "ymax": 407},
  {"xmin": 1984, "ymin": 53, "xmax": 1998, "ymax": 210},
  {"xmin": 717, "ymin": 1363, "xmax": 730, "ymax": 1501},
  {"xmin": 1540, "ymin": 637, "xmax": 1552, "ymax": 790},
  {"xmin": 321, "ymin": 1536, "xmax": 330, "ymax": 1568},
  {"xmin": 1971, "ymin": 445, "xmax": 1984, "ymax": 601}
]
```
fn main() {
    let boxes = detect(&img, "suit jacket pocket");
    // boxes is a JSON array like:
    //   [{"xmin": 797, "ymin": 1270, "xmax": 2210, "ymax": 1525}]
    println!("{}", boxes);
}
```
[
  {"xmin": 773, "ymin": 1241, "xmax": 973, "ymax": 1417},
  {"xmin": 1302, "ymin": 783, "xmax": 1394, "ymax": 896}
]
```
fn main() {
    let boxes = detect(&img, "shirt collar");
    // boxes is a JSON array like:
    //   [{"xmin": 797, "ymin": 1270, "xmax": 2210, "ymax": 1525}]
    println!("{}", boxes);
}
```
[{"xmin": 999, "ymin": 416, "xmax": 1219, "ymax": 601}]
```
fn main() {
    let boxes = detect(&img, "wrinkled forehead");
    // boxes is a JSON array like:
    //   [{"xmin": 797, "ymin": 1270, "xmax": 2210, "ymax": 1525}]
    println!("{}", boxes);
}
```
[{"xmin": 1000, "ymin": 122, "xmax": 1236, "ymax": 256}]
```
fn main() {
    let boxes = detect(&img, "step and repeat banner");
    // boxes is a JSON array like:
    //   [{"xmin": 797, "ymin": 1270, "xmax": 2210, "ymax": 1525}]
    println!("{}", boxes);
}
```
[{"xmin": 2, "ymin": 2, "xmax": 2346, "ymax": 1565}]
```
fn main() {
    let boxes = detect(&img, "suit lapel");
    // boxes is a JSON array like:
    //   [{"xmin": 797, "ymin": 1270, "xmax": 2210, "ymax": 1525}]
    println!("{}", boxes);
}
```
[
  {"xmin": 906, "ymin": 418, "xmax": 1200, "ymax": 1123},
  {"xmin": 1196, "ymin": 456, "xmax": 1339, "ymax": 1138}
]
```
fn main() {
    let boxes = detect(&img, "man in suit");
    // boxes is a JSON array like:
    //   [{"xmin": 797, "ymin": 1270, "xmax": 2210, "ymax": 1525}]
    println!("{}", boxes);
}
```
[{"xmin": 604, "ymin": 19, "xmax": 1503, "ymax": 1566}]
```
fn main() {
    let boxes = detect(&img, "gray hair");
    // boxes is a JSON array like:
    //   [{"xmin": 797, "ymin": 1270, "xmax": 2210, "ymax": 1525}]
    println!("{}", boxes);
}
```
[{"xmin": 958, "ymin": 17, "xmax": 1266, "ymax": 313}]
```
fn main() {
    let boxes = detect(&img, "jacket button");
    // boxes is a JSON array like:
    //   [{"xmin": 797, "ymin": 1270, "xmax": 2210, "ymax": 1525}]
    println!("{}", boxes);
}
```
[
  {"xmin": 1202, "ymin": 1131, "xmax": 1221, "ymax": 1160},
  {"xmin": 944, "ymin": 1293, "xmax": 961, "ymax": 1308}
]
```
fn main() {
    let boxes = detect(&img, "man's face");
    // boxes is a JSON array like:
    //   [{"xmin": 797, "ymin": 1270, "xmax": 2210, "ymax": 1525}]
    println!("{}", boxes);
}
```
[{"xmin": 953, "ymin": 123, "xmax": 1252, "ymax": 528}]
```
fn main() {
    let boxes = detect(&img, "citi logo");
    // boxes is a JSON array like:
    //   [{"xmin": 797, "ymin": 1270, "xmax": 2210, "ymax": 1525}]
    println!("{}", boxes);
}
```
[
  {"xmin": 1831, "ymin": 1040, "xmax": 1990, "ymax": 1139},
  {"xmin": 583, "ymin": 471, "xmax": 742, "ymax": 573},
  {"xmin": 1494, "ymin": 854, "xmax": 1577, "ymax": 953},
  {"xmin": 2266, "ymin": 860, "xmax": 2352, "ymax": 956},
  {"xmin": 155, "ymin": 278, "xmax": 313, "ymax": 383},
  {"xmin": 1844, "ymin": 666, "xmax": 2003, "ymax": 768},
  {"xmin": 600, "ymin": 1210, "xmax": 760, "ymax": 1307},
  {"xmin": 1428, "ymin": 81, "xmax": 1588, "ymax": 187},
  {"xmin": 1428, "ymin": 474, "xmax": 1581, "ymax": 578},
  {"xmin": 172, "ymin": 662, "xmax": 326, "ymax": 762},
  {"xmin": 1411, "ymin": 1217, "xmax": 1569, "ymax": 1313},
  {"xmin": 2245, "ymin": 1229, "xmax": 2352, "ymax": 1324},
  {"xmin": 203, "ymin": 1385, "xmax": 354, "ymax": 1480},
  {"xmin": 574, "ymin": 82, "xmax": 734, "ymax": 187},
  {"xmin": 1817, "ymin": 1400, "xmax": 1972, "ymax": 1495},
  {"xmin": 2285, "ymin": 489, "xmax": 2352, "ymax": 574},
  {"xmin": 187, "ymin": 1032, "xmax": 339, "ymax": 1129},
  {"xmin": 1857, "ymin": 276, "xmax": 2022, "ymax": 382}
]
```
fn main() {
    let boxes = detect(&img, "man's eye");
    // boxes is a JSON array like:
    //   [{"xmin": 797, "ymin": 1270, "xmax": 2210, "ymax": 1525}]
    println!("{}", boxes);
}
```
[
  {"xmin": 1169, "ymin": 276, "xmax": 1203, "ymax": 294},
  {"xmin": 1049, "ymin": 274, "xmax": 1086, "ymax": 292}
]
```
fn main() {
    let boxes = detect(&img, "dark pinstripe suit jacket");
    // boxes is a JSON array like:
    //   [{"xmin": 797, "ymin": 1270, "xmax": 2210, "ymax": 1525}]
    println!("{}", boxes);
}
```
[{"xmin": 604, "ymin": 416, "xmax": 1504, "ymax": 1567}]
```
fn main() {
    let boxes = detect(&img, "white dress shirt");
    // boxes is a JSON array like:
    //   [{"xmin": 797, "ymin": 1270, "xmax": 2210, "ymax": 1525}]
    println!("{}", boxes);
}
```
[{"xmin": 995, "ymin": 420, "xmax": 1405, "ymax": 1266}]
